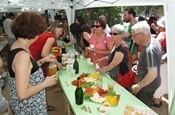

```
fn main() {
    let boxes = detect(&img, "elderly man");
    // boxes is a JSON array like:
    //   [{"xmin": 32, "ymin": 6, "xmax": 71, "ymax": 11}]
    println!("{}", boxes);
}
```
[{"xmin": 131, "ymin": 21, "xmax": 162, "ymax": 107}]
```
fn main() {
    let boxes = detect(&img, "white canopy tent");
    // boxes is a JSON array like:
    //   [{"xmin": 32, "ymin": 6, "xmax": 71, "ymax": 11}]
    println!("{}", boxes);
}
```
[{"xmin": 0, "ymin": 0, "xmax": 174, "ymax": 113}]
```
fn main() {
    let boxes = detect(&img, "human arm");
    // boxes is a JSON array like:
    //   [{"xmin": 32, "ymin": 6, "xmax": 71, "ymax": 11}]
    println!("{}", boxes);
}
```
[
  {"xmin": 151, "ymin": 23, "xmax": 158, "ymax": 34},
  {"xmin": 64, "ymin": 38, "xmax": 76, "ymax": 46},
  {"xmin": 13, "ymin": 51, "xmax": 57, "ymax": 100},
  {"xmin": 83, "ymin": 32, "xmax": 90, "ymax": 42},
  {"xmin": 156, "ymin": 32, "xmax": 165, "ymax": 44},
  {"xmin": 131, "ymin": 67, "xmax": 157, "ymax": 94},
  {"xmin": 0, "ymin": 93, "xmax": 8, "ymax": 113},
  {"xmin": 97, "ymin": 51, "xmax": 124, "ymax": 73}
]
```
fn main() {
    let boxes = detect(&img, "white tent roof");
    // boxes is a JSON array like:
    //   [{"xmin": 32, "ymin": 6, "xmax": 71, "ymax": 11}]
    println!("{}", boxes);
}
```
[{"xmin": 0, "ymin": 0, "xmax": 165, "ymax": 12}]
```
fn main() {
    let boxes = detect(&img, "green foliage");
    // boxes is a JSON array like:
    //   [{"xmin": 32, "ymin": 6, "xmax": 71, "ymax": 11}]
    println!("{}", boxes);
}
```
[{"xmin": 75, "ymin": 7, "xmax": 122, "ymax": 27}]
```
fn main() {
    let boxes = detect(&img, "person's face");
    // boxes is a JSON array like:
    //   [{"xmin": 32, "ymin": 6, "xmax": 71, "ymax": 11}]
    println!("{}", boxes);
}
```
[
  {"xmin": 92, "ymin": 21, "xmax": 103, "ymax": 33},
  {"xmin": 131, "ymin": 30, "xmax": 142, "ymax": 45},
  {"xmin": 110, "ymin": 29, "xmax": 122, "ymax": 43},
  {"xmin": 55, "ymin": 27, "xmax": 64, "ymax": 38},
  {"xmin": 123, "ymin": 11, "xmax": 131, "ymax": 23}
]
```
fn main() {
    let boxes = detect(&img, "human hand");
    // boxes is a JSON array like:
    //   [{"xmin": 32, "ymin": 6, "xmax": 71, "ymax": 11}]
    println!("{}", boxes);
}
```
[
  {"xmin": 131, "ymin": 84, "xmax": 141, "ymax": 94},
  {"xmin": 44, "ymin": 54, "xmax": 56, "ymax": 63},
  {"xmin": 44, "ymin": 74, "xmax": 58, "ymax": 87},
  {"xmin": 96, "ymin": 68, "xmax": 104, "ymax": 73}
]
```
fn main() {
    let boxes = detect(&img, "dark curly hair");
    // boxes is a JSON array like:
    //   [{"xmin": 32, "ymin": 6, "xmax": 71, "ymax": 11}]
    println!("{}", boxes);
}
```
[
  {"xmin": 11, "ymin": 12, "xmax": 47, "ymax": 39},
  {"xmin": 92, "ymin": 18, "xmax": 106, "ymax": 30}
]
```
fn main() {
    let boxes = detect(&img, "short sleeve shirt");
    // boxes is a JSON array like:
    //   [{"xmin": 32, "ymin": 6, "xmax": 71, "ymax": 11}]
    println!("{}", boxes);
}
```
[{"xmin": 137, "ymin": 38, "xmax": 162, "ymax": 92}]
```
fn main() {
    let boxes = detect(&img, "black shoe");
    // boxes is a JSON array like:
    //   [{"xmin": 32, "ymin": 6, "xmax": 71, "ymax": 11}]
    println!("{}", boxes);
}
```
[{"xmin": 152, "ymin": 101, "xmax": 162, "ymax": 107}]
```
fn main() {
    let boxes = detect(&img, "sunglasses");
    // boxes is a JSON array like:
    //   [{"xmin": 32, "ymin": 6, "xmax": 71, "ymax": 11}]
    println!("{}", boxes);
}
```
[
  {"xmin": 92, "ymin": 25, "xmax": 101, "ymax": 28},
  {"xmin": 109, "ymin": 32, "xmax": 121, "ymax": 36}
]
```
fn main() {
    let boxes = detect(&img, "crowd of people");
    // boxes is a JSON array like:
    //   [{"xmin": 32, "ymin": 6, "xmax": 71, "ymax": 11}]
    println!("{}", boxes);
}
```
[{"xmin": 0, "ymin": 7, "xmax": 168, "ymax": 114}]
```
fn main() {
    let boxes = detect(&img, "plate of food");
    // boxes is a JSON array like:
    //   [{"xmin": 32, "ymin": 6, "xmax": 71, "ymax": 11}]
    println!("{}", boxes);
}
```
[
  {"xmin": 71, "ymin": 73, "xmax": 100, "ymax": 88},
  {"xmin": 84, "ymin": 87, "xmax": 120, "ymax": 106},
  {"xmin": 124, "ymin": 105, "xmax": 157, "ymax": 115}
]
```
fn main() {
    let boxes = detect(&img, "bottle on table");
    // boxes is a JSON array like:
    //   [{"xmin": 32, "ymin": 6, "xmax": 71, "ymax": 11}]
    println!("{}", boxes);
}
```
[
  {"xmin": 48, "ymin": 61, "xmax": 57, "ymax": 76},
  {"xmin": 62, "ymin": 43, "xmax": 66, "ymax": 54},
  {"xmin": 75, "ymin": 77, "xmax": 84, "ymax": 105},
  {"xmin": 73, "ymin": 55, "xmax": 79, "ymax": 74}
]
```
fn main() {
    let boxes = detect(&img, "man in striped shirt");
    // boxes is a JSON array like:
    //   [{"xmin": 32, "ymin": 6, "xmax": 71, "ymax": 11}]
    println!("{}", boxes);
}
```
[{"xmin": 130, "ymin": 21, "xmax": 162, "ymax": 107}]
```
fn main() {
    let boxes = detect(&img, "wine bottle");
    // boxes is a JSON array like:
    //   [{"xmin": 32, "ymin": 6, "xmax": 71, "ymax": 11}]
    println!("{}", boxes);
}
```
[
  {"xmin": 62, "ymin": 43, "xmax": 66, "ymax": 54},
  {"xmin": 73, "ymin": 55, "xmax": 79, "ymax": 74},
  {"xmin": 75, "ymin": 77, "xmax": 84, "ymax": 105}
]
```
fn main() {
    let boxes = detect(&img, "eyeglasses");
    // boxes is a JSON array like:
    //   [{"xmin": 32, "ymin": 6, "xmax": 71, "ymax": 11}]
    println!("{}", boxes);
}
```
[
  {"xmin": 109, "ymin": 32, "xmax": 121, "ymax": 36},
  {"xmin": 132, "ymin": 33, "xmax": 141, "ymax": 38},
  {"xmin": 92, "ymin": 25, "xmax": 101, "ymax": 28}
]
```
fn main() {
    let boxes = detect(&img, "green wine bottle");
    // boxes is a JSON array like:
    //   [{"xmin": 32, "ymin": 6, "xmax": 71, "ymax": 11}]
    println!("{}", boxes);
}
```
[
  {"xmin": 75, "ymin": 77, "xmax": 84, "ymax": 105},
  {"xmin": 73, "ymin": 55, "xmax": 79, "ymax": 74}
]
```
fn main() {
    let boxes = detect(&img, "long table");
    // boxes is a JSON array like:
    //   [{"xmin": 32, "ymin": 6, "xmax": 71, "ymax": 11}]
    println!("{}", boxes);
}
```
[{"xmin": 57, "ymin": 48, "xmax": 158, "ymax": 115}]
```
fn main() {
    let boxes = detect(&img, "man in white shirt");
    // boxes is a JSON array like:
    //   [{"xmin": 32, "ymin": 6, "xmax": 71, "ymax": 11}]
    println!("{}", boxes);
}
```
[
  {"xmin": 3, "ymin": 13, "xmax": 16, "ymax": 45},
  {"xmin": 99, "ymin": 15, "xmax": 111, "ymax": 33}
]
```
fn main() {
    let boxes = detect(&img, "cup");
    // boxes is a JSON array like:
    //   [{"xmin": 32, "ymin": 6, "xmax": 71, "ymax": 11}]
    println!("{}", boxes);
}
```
[
  {"xmin": 108, "ymin": 82, "xmax": 114, "ymax": 91},
  {"xmin": 80, "ymin": 55, "xmax": 84, "ymax": 60},
  {"xmin": 71, "ymin": 69, "xmax": 76, "ymax": 77},
  {"xmin": 99, "ymin": 108, "xmax": 107, "ymax": 115},
  {"xmin": 96, "ymin": 81, "xmax": 102, "ymax": 89},
  {"xmin": 95, "ymin": 63, "xmax": 100, "ymax": 69},
  {"xmin": 103, "ymin": 102, "xmax": 110, "ymax": 111},
  {"xmin": 87, "ymin": 58, "xmax": 91, "ymax": 64},
  {"xmin": 48, "ymin": 63, "xmax": 57, "ymax": 76}
]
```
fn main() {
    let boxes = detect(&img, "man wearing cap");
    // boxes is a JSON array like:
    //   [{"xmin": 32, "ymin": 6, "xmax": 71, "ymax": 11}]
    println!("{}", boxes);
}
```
[{"xmin": 131, "ymin": 21, "xmax": 162, "ymax": 107}]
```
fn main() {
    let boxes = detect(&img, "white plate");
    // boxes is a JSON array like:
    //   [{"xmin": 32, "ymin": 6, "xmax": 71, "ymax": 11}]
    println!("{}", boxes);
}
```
[{"xmin": 124, "ymin": 105, "xmax": 157, "ymax": 115}]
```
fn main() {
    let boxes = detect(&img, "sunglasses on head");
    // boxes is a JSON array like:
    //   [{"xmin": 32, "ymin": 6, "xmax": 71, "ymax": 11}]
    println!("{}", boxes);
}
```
[
  {"xmin": 109, "ymin": 32, "xmax": 121, "ymax": 36},
  {"xmin": 92, "ymin": 25, "xmax": 101, "ymax": 28}
]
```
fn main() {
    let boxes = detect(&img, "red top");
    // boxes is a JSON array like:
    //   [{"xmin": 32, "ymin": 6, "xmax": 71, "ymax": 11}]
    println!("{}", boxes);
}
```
[
  {"xmin": 30, "ymin": 32, "xmax": 56, "ymax": 77},
  {"xmin": 160, "ymin": 32, "xmax": 166, "ymax": 50}
]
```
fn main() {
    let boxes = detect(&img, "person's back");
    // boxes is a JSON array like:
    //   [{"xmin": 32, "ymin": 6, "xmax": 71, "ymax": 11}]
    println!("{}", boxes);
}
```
[{"xmin": 3, "ymin": 13, "xmax": 16, "ymax": 45}]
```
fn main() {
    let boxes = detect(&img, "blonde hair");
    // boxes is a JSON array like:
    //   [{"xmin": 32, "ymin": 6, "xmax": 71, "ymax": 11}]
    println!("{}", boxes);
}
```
[{"xmin": 47, "ymin": 21, "xmax": 63, "ymax": 34}]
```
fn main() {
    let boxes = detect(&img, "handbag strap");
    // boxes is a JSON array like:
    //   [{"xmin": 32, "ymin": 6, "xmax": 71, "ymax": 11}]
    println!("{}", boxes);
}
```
[{"xmin": 119, "ymin": 43, "xmax": 132, "ymax": 69}]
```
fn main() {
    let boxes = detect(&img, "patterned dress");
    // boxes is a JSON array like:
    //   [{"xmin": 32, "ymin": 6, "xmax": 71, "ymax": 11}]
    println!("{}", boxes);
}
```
[{"xmin": 7, "ymin": 48, "xmax": 47, "ymax": 115}]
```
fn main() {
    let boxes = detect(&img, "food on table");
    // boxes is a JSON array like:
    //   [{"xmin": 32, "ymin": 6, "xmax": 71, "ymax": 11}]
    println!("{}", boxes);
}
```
[
  {"xmin": 124, "ymin": 105, "xmax": 156, "ymax": 115},
  {"xmin": 71, "ymin": 73, "xmax": 99, "ymax": 88}
]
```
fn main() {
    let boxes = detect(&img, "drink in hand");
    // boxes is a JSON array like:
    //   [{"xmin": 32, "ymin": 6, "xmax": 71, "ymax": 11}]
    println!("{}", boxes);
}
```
[{"xmin": 48, "ymin": 62, "xmax": 57, "ymax": 76}]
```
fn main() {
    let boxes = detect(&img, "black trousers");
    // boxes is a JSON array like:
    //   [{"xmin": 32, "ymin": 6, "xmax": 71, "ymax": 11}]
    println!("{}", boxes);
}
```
[{"xmin": 136, "ymin": 90, "xmax": 155, "ymax": 107}]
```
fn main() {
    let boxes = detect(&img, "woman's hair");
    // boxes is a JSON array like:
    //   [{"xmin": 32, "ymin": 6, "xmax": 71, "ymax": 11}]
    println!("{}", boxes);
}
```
[
  {"xmin": 75, "ymin": 16, "xmax": 85, "ymax": 26},
  {"xmin": 92, "ymin": 18, "xmax": 106, "ymax": 30},
  {"xmin": 11, "ymin": 12, "xmax": 47, "ymax": 39},
  {"xmin": 70, "ymin": 23, "xmax": 81, "ymax": 37},
  {"xmin": 47, "ymin": 21, "xmax": 63, "ymax": 34},
  {"xmin": 111, "ymin": 24, "xmax": 125, "ymax": 34},
  {"xmin": 148, "ymin": 15, "xmax": 157, "ymax": 25},
  {"xmin": 81, "ymin": 24, "xmax": 91, "ymax": 34}
]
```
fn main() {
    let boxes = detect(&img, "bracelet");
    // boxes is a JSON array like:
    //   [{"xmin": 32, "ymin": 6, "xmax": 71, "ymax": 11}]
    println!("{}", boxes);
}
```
[
  {"xmin": 137, "ymin": 84, "xmax": 142, "ymax": 89},
  {"xmin": 39, "ymin": 60, "xmax": 43, "ymax": 65}
]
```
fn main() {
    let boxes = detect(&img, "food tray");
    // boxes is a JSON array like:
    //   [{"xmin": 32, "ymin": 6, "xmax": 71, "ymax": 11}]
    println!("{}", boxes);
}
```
[{"xmin": 124, "ymin": 105, "xmax": 157, "ymax": 115}]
